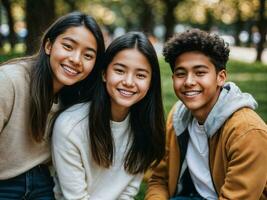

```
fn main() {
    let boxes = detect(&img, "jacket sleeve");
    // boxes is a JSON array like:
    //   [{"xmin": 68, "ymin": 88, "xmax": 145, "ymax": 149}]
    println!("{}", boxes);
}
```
[
  {"xmin": 0, "ymin": 71, "xmax": 15, "ymax": 133},
  {"xmin": 119, "ymin": 174, "xmax": 143, "ymax": 199},
  {"xmin": 145, "ymin": 105, "xmax": 177, "ymax": 200},
  {"xmin": 52, "ymin": 117, "xmax": 89, "ymax": 200},
  {"xmin": 219, "ymin": 128, "xmax": 267, "ymax": 200}
]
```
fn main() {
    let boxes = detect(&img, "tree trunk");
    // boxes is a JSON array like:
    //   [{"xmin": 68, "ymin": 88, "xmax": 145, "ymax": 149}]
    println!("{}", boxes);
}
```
[
  {"xmin": 2, "ymin": 0, "xmax": 16, "ymax": 50},
  {"xmin": 234, "ymin": 11, "xmax": 243, "ymax": 46},
  {"xmin": 139, "ymin": 0, "xmax": 154, "ymax": 35},
  {"xmin": 203, "ymin": 9, "xmax": 213, "ymax": 31},
  {"xmin": 245, "ymin": 20, "xmax": 254, "ymax": 47},
  {"xmin": 161, "ymin": 0, "xmax": 181, "ymax": 41},
  {"xmin": 256, "ymin": 0, "xmax": 266, "ymax": 62},
  {"xmin": 25, "ymin": 0, "xmax": 55, "ymax": 55}
]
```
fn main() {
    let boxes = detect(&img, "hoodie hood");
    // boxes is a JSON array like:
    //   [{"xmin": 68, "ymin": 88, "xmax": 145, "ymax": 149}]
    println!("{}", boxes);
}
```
[{"xmin": 173, "ymin": 82, "xmax": 258, "ymax": 137}]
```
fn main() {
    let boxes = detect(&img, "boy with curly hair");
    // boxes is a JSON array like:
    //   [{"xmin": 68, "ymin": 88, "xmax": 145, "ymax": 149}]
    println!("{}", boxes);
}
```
[{"xmin": 145, "ymin": 29, "xmax": 267, "ymax": 200}]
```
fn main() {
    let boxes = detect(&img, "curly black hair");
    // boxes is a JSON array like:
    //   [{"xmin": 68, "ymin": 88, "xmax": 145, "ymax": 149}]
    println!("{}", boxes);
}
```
[{"xmin": 163, "ymin": 28, "xmax": 230, "ymax": 72}]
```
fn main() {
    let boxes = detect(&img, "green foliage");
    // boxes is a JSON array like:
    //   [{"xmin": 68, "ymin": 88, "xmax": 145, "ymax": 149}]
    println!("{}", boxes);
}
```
[
  {"xmin": 227, "ymin": 60, "xmax": 267, "ymax": 121},
  {"xmin": 227, "ymin": 60, "xmax": 267, "ymax": 73},
  {"xmin": 0, "ymin": 53, "xmax": 25, "ymax": 64}
]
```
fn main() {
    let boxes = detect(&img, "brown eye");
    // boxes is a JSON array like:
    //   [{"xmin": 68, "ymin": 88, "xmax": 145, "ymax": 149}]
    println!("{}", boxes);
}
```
[
  {"xmin": 196, "ymin": 71, "xmax": 206, "ymax": 76},
  {"xmin": 84, "ymin": 53, "xmax": 94, "ymax": 60},
  {"xmin": 137, "ymin": 73, "xmax": 146, "ymax": 79},
  {"xmin": 175, "ymin": 71, "xmax": 186, "ymax": 78},
  {"xmin": 114, "ymin": 68, "xmax": 124, "ymax": 74},
  {"xmin": 63, "ymin": 43, "xmax": 72, "ymax": 50}
]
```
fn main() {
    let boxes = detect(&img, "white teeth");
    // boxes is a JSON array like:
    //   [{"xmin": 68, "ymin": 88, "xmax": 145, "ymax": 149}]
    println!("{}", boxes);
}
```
[
  {"xmin": 119, "ymin": 89, "xmax": 135, "ymax": 96},
  {"xmin": 63, "ymin": 65, "xmax": 78, "ymax": 75},
  {"xmin": 184, "ymin": 91, "xmax": 201, "ymax": 96}
]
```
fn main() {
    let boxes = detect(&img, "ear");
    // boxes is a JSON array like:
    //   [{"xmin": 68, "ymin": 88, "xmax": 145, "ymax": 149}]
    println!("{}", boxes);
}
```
[
  {"xmin": 217, "ymin": 69, "xmax": 227, "ymax": 87},
  {"xmin": 102, "ymin": 71, "xmax": 106, "ymax": 82},
  {"xmin": 44, "ymin": 39, "xmax": 52, "ymax": 55}
]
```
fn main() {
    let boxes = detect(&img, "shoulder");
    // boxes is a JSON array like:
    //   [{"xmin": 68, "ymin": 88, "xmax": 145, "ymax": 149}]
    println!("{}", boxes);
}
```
[
  {"xmin": 52, "ymin": 103, "xmax": 91, "ymax": 148},
  {"xmin": 224, "ymin": 108, "xmax": 267, "ymax": 133},
  {"xmin": 166, "ymin": 103, "xmax": 179, "ymax": 127},
  {"xmin": 54, "ymin": 103, "xmax": 90, "ymax": 134},
  {"xmin": 166, "ymin": 101, "xmax": 181, "ymax": 137},
  {"xmin": 0, "ymin": 60, "xmax": 31, "ymax": 86},
  {"xmin": 221, "ymin": 108, "xmax": 267, "ymax": 145},
  {"xmin": 0, "ymin": 60, "xmax": 31, "ymax": 77},
  {"xmin": 0, "ymin": 60, "xmax": 32, "ymax": 99}
]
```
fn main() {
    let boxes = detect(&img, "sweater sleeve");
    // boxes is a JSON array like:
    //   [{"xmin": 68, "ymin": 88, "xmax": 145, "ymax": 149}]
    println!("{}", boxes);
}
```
[
  {"xmin": 52, "ymin": 115, "xmax": 89, "ymax": 200},
  {"xmin": 0, "ymin": 71, "xmax": 15, "ymax": 133},
  {"xmin": 119, "ymin": 173, "xmax": 143, "ymax": 199},
  {"xmin": 219, "ymin": 129, "xmax": 267, "ymax": 200}
]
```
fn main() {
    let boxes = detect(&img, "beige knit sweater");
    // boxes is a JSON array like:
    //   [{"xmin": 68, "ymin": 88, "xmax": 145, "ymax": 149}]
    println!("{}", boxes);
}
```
[{"xmin": 0, "ymin": 61, "xmax": 51, "ymax": 179}]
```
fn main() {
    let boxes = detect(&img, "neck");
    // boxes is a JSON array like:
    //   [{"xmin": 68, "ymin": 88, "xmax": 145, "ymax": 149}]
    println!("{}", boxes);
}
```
[
  {"xmin": 111, "ymin": 106, "xmax": 129, "ymax": 122},
  {"xmin": 53, "ymin": 79, "xmax": 63, "ymax": 95}
]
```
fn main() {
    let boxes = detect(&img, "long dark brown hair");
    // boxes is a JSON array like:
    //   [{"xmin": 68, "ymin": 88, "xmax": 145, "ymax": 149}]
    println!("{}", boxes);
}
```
[
  {"xmin": 89, "ymin": 32, "xmax": 165, "ymax": 174},
  {"xmin": 29, "ymin": 12, "xmax": 105, "ymax": 142}
]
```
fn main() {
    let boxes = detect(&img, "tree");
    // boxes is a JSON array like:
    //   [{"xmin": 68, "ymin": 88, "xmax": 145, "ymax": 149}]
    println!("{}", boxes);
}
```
[
  {"xmin": 160, "ymin": 0, "xmax": 185, "ymax": 41},
  {"xmin": 138, "ymin": 0, "xmax": 155, "ymax": 35},
  {"xmin": 232, "ymin": 1, "xmax": 243, "ymax": 46},
  {"xmin": 1, "ymin": 0, "xmax": 16, "ymax": 50},
  {"xmin": 256, "ymin": 0, "xmax": 266, "ymax": 61},
  {"xmin": 25, "ymin": 0, "xmax": 55, "ymax": 54}
]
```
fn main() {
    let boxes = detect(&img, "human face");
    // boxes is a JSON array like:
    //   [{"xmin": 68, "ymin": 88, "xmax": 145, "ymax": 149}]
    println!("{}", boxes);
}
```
[
  {"xmin": 45, "ymin": 26, "xmax": 97, "ymax": 94},
  {"xmin": 103, "ymin": 48, "xmax": 152, "ymax": 122},
  {"xmin": 173, "ymin": 51, "xmax": 226, "ymax": 123}
]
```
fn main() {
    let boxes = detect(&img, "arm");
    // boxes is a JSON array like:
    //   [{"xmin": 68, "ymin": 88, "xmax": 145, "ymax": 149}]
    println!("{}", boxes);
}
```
[
  {"xmin": 219, "ymin": 129, "xmax": 267, "ymax": 200},
  {"xmin": 52, "ymin": 117, "xmax": 89, "ymax": 200},
  {"xmin": 119, "ymin": 174, "xmax": 143, "ymax": 200},
  {"xmin": 145, "ymin": 106, "xmax": 178, "ymax": 200},
  {"xmin": 145, "ymin": 157, "xmax": 169, "ymax": 200},
  {"xmin": 0, "ymin": 71, "xmax": 14, "ymax": 133}
]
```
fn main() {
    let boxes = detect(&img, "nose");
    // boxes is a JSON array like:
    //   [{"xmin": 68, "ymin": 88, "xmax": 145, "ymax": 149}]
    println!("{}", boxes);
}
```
[
  {"xmin": 184, "ymin": 74, "xmax": 196, "ymax": 86},
  {"xmin": 69, "ymin": 51, "xmax": 82, "ymax": 66},
  {"xmin": 122, "ymin": 74, "xmax": 134, "ymax": 87}
]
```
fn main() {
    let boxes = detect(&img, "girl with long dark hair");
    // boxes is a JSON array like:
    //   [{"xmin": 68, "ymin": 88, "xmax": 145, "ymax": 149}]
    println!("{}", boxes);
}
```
[{"xmin": 0, "ymin": 11, "xmax": 105, "ymax": 199}]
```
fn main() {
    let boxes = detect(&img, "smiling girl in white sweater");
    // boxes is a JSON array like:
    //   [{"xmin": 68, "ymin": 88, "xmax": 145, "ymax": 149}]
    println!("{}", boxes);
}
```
[{"xmin": 52, "ymin": 32, "xmax": 165, "ymax": 200}]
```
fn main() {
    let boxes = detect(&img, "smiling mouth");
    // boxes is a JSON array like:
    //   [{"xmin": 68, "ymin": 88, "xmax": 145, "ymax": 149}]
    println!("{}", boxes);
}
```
[
  {"xmin": 118, "ymin": 89, "xmax": 136, "ymax": 97},
  {"xmin": 62, "ymin": 65, "xmax": 79, "ymax": 75},
  {"xmin": 182, "ymin": 91, "xmax": 201, "ymax": 96}
]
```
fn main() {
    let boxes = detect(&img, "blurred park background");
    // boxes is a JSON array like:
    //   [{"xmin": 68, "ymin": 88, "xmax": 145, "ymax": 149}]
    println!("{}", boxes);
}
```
[
  {"xmin": 0, "ymin": 0, "xmax": 267, "ymax": 199},
  {"xmin": 1, "ymin": 0, "xmax": 266, "ymax": 121}
]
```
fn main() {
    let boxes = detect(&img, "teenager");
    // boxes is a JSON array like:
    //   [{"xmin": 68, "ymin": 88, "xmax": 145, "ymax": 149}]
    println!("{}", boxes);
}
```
[
  {"xmin": 146, "ymin": 29, "xmax": 267, "ymax": 200},
  {"xmin": 0, "ymin": 11, "xmax": 105, "ymax": 199},
  {"xmin": 52, "ymin": 31, "xmax": 165, "ymax": 199}
]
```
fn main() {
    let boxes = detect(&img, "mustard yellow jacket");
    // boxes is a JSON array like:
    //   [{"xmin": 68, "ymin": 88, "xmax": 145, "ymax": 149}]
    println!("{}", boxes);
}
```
[{"xmin": 146, "ymin": 105, "xmax": 267, "ymax": 200}]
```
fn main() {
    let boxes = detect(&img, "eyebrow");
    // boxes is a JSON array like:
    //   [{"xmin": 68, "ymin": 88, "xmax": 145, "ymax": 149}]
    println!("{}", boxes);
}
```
[
  {"xmin": 175, "ymin": 64, "xmax": 209, "ymax": 71},
  {"xmin": 193, "ymin": 65, "xmax": 209, "ymax": 69},
  {"xmin": 62, "ymin": 37, "xmax": 97, "ymax": 54},
  {"xmin": 113, "ymin": 63, "xmax": 151, "ymax": 73}
]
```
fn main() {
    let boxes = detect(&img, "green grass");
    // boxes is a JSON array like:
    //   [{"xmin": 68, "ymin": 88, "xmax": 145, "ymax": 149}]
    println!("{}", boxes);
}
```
[
  {"xmin": 0, "ymin": 53, "xmax": 25, "ymax": 63},
  {"xmin": 227, "ymin": 60, "xmax": 267, "ymax": 121}
]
